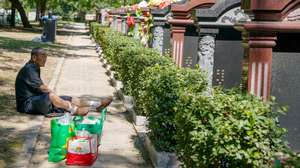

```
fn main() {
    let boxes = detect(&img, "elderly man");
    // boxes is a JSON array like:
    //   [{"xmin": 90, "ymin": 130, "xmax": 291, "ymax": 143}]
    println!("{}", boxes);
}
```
[{"xmin": 15, "ymin": 47, "xmax": 112, "ymax": 117}]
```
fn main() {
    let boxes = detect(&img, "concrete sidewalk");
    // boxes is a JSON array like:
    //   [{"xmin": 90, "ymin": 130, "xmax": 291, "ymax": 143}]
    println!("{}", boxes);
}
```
[{"xmin": 28, "ymin": 23, "xmax": 151, "ymax": 168}]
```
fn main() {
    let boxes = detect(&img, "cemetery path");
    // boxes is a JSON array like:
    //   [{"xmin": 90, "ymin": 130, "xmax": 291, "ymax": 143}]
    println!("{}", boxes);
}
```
[{"xmin": 28, "ymin": 23, "xmax": 151, "ymax": 168}]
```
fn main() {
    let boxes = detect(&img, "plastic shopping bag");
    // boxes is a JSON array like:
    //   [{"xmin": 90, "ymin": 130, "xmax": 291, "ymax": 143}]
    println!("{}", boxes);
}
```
[
  {"xmin": 66, "ymin": 130, "xmax": 98, "ymax": 166},
  {"xmin": 48, "ymin": 113, "xmax": 75, "ymax": 162},
  {"xmin": 73, "ymin": 108, "xmax": 107, "ymax": 145}
]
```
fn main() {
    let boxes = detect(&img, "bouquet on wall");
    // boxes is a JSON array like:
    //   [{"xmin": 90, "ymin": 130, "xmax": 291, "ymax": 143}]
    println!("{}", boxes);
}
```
[
  {"xmin": 126, "ymin": 13, "xmax": 135, "ymax": 36},
  {"xmin": 148, "ymin": 0, "xmax": 177, "ymax": 9}
]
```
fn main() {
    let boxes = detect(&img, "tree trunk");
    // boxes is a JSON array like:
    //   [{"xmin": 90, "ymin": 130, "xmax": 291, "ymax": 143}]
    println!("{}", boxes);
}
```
[
  {"xmin": 35, "ymin": 0, "xmax": 41, "ymax": 21},
  {"xmin": 40, "ymin": 0, "xmax": 47, "ymax": 17},
  {"xmin": 9, "ymin": 0, "xmax": 31, "ymax": 28},
  {"xmin": 10, "ymin": 2, "xmax": 15, "ymax": 27}
]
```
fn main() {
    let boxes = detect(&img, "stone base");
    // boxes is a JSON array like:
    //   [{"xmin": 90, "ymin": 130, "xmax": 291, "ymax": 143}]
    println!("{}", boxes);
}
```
[
  {"xmin": 144, "ymin": 136, "xmax": 180, "ymax": 168},
  {"xmin": 126, "ymin": 102, "xmax": 145, "ymax": 126},
  {"xmin": 124, "ymin": 95, "xmax": 148, "ymax": 126}
]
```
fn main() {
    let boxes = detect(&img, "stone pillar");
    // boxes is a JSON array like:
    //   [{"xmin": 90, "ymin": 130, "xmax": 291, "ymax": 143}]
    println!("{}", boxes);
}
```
[
  {"xmin": 101, "ymin": 10, "xmax": 107, "ymax": 25},
  {"xmin": 126, "ymin": 22, "xmax": 129, "ymax": 35},
  {"xmin": 171, "ymin": 26, "xmax": 186, "ymax": 67},
  {"xmin": 122, "ymin": 18, "xmax": 126, "ymax": 35},
  {"xmin": 152, "ymin": 26, "xmax": 164, "ymax": 54},
  {"xmin": 198, "ymin": 34, "xmax": 216, "ymax": 87},
  {"xmin": 111, "ymin": 16, "xmax": 115, "ymax": 29},
  {"xmin": 169, "ymin": 18, "xmax": 193, "ymax": 67},
  {"xmin": 114, "ymin": 17, "xmax": 118, "ymax": 30},
  {"xmin": 117, "ymin": 16, "xmax": 122, "ymax": 32},
  {"xmin": 247, "ymin": 35, "xmax": 276, "ymax": 100},
  {"xmin": 140, "ymin": 18, "xmax": 145, "ymax": 33},
  {"xmin": 134, "ymin": 19, "xmax": 141, "ymax": 39}
]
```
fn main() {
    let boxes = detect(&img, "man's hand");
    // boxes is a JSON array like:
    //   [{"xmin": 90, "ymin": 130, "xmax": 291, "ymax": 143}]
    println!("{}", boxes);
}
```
[{"xmin": 39, "ymin": 84, "xmax": 53, "ymax": 93}]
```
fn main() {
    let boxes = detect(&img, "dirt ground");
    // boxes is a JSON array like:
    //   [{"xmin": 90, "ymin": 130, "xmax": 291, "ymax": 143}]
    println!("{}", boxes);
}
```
[{"xmin": 0, "ymin": 24, "xmax": 71, "ymax": 167}]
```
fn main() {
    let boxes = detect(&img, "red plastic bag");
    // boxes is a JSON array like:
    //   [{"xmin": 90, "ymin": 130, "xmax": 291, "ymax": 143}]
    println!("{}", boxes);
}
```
[{"xmin": 66, "ymin": 135, "xmax": 98, "ymax": 166}]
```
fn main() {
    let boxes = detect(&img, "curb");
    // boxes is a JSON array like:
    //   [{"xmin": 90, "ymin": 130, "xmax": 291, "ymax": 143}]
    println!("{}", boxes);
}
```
[
  {"xmin": 144, "ymin": 136, "xmax": 179, "ymax": 168},
  {"xmin": 19, "ymin": 58, "xmax": 65, "ymax": 168}
]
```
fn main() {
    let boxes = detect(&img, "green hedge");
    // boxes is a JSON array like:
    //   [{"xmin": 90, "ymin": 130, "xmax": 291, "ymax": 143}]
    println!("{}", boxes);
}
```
[
  {"xmin": 175, "ymin": 89, "xmax": 287, "ymax": 167},
  {"xmin": 90, "ymin": 22, "xmax": 292, "ymax": 167},
  {"xmin": 138, "ymin": 65, "xmax": 207, "ymax": 152},
  {"xmin": 91, "ymin": 22, "xmax": 172, "ymax": 99}
]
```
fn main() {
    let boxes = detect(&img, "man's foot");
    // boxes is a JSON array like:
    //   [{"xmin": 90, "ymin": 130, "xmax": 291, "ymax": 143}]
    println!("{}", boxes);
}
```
[
  {"xmin": 96, "ymin": 96, "xmax": 113, "ymax": 112},
  {"xmin": 74, "ymin": 107, "xmax": 89, "ymax": 116}
]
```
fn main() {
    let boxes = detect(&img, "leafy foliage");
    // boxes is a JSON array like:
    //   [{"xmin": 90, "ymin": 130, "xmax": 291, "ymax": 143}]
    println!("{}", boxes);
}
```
[
  {"xmin": 175, "ymin": 89, "xmax": 287, "ymax": 167},
  {"xmin": 138, "ymin": 65, "xmax": 207, "ymax": 152},
  {"xmin": 90, "ymin": 22, "xmax": 294, "ymax": 167},
  {"xmin": 91, "ymin": 22, "xmax": 172, "ymax": 100}
]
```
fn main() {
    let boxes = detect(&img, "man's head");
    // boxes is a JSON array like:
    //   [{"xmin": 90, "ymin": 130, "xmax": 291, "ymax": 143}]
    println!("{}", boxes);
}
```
[{"xmin": 31, "ymin": 48, "xmax": 47, "ymax": 67}]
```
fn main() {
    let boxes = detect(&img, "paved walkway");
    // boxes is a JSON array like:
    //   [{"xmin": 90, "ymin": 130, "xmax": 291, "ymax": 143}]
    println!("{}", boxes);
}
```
[{"xmin": 28, "ymin": 23, "xmax": 151, "ymax": 168}]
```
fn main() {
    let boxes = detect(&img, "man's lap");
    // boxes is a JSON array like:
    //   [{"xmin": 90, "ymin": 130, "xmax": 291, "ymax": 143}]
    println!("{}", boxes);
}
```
[{"xmin": 24, "ymin": 93, "xmax": 72, "ymax": 115}]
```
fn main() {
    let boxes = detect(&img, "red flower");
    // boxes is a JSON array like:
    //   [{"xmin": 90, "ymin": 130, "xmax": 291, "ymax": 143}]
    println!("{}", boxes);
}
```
[
  {"xmin": 126, "ymin": 16, "xmax": 135, "ymax": 27},
  {"xmin": 159, "ymin": 0, "xmax": 172, "ymax": 9}
]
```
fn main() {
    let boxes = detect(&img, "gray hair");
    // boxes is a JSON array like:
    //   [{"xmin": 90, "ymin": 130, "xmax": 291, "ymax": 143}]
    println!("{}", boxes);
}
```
[{"xmin": 31, "ymin": 48, "xmax": 46, "ymax": 59}]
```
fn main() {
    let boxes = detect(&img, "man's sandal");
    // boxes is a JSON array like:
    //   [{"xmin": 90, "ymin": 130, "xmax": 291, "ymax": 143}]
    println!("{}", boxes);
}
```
[
  {"xmin": 96, "ymin": 96, "xmax": 113, "ymax": 112},
  {"xmin": 45, "ymin": 112, "xmax": 65, "ymax": 118}
]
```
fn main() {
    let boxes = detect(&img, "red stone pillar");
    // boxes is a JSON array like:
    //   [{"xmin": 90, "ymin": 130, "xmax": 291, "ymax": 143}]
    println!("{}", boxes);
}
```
[
  {"xmin": 108, "ymin": 15, "xmax": 113, "ymax": 28},
  {"xmin": 140, "ymin": 17, "xmax": 145, "ymax": 34},
  {"xmin": 169, "ymin": 0, "xmax": 215, "ymax": 67},
  {"xmin": 171, "ymin": 26, "xmax": 186, "ymax": 67},
  {"xmin": 168, "ymin": 19, "xmax": 193, "ymax": 67},
  {"xmin": 117, "ymin": 16, "xmax": 122, "ymax": 32},
  {"xmin": 247, "ymin": 35, "xmax": 276, "ymax": 100}
]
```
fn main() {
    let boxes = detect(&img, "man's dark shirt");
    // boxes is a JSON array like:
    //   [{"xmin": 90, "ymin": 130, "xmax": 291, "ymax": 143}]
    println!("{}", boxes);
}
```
[{"xmin": 15, "ymin": 61, "xmax": 43, "ymax": 112}]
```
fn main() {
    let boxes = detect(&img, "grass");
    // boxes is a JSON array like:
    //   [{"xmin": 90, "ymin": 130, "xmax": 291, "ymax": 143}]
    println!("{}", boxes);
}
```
[{"xmin": 0, "ymin": 36, "xmax": 62, "ymax": 52}]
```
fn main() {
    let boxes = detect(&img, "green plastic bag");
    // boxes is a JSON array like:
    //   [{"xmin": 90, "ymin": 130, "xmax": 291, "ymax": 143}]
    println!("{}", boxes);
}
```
[
  {"xmin": 73, "ymin": 108, "xmax": 107, "ymax": 144},
  {"xmin": 48, "ymin": 114, "xmax": 74, "ymax": 162},
  {"xmin": 101, "ymin": 108, "xmax": 107, "ymax": 121},
  {"xmin": 73, "ymin": 116, "xmax": 103, "ymax": 135}
]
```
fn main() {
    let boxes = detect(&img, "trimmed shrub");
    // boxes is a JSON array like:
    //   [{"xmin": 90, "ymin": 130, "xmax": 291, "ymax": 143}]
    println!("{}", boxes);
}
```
[
  {"xmin": 118, "ymin": 47, "xmax": 173, "ymax": 98},
  {"xmin": 91, "ymin": 22, "xmax": 173, "ymax": 107},
  {"xmin": 137, "ymin": 65, "xmax": 207, "ymax": 152},
  {"xmin": 174, "ymin": 89, "xmax": 287, "ymax": 167},
  {"xmin": 90, "ymin": 23, "xmax": 292, "ymax": 167}
]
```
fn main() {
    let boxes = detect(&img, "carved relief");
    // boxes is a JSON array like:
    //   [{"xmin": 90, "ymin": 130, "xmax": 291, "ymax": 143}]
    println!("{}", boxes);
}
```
[
  {"xmin": 152, "ymin": 26, "xmax": 164, "ymax": 54},
  {"xmin": 284, "ymin": 8, "xmax": 300, "ymax": 21},
  {"xmin": 122, "ymin": 21, "xmax": 126, "ymax": 34},
  {"xmin": 134, "ymin": 23, "xmax": 140, "ymax": 39},
  {"xmin": 217, "ymin": 7, "xmax": 250, "ymax": 24},
  {"xmin": 198, "ymin": 35, "xmax": 215, "ymax": 87}
]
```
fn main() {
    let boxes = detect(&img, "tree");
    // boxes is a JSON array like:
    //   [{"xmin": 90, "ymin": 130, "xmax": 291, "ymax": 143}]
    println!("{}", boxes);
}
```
[
  {"xmin": 36, "ymin": 0, "xmax": 47, "ymax": 21},
  {"xmin": 10, "ymin": 1, "xmax": 15, "ymax": 27},
  {"xmin": 8, "ymin": 0, "xmax": 31, "ymax": 28}
]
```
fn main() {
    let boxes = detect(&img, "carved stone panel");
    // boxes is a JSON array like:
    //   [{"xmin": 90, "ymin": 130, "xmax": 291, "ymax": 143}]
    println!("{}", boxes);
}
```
[
  {"xmin": 152, "ymin": 26, "xmax": 164, "ymax": 54},
  {"xmin": 198, "ymin": 35, "xmax": 215, "ymax": 87},
  {"xmin": 216, "ymin": 7, "xmax": 250, "ymax": 24},
  {"xmin": 122, "ymin": 20, "xmax": 126, "ymax": 34},
  {"xmin": 134, "ymin": 23, "xmax": 140, "ymax": 39},
  {"xmin": 284, "ymin": 8, "xmax": 300, "ymax": 21}
]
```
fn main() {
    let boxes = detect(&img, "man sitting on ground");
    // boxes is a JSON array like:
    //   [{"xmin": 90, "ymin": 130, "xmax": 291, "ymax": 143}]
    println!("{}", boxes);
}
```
[{"xmin": 15, "ymin": 47, "xmax": 112, "ymax": 117}]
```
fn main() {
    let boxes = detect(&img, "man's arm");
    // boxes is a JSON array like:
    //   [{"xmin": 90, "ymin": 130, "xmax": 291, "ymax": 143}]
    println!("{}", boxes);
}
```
[
  {"xmin": 39, "ymin": 84, "xmax": 53, "ymax": 93},
  {"xmin": 24, "ymin": 67, "xmax": 50, "ymax": 94}
]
